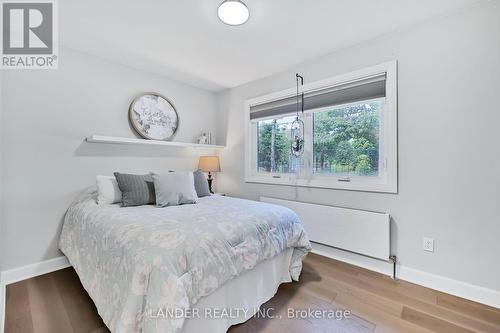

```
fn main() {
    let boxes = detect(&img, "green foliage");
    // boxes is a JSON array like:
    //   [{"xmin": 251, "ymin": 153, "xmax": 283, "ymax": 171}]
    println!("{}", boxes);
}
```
[
  {"xmin": 313, "ymin": 102, "xmax": 380, "ymax": 176},
  {"xmin": 352, "ymin": 137, "xmax": 377, "ymax": 167},
  {"xmin": 355, "ymin": 154, "xmax": 372, "ymax": 175},
  {"xmin": 257, "ymin": 120, "xmax": 290, "ymax": 172},
  {"xmin": 335, "ymin": 141, "xmax": 356, "ymax": 166}
]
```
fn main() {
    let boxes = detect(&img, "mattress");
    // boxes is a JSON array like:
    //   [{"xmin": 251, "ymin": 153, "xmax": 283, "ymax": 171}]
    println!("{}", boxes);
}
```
[{"xmin": 59, "ymin": 187, "xmax": 311, "ymax": 332}]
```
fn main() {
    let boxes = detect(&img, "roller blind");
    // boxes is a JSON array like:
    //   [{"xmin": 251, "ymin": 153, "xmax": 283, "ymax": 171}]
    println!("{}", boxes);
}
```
[{"xmin": 250, "ymin": 73, "xmax": 386, "ymax": 120}]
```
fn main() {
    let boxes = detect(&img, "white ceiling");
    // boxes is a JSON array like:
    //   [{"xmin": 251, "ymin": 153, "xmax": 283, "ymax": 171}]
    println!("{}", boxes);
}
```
[{"xmin": 61, "ymin": 0, "xmax": 483, "ymax": 92}]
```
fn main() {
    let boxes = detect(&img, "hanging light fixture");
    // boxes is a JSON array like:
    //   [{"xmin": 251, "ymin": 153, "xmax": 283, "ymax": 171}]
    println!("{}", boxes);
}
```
[
  {"xmin": 291, "ymin": 73, "xmax": 305, "ymax": 157},
  {"xmin": 218, "ymin": 0, "xmax": 250, "ymax": 26}
]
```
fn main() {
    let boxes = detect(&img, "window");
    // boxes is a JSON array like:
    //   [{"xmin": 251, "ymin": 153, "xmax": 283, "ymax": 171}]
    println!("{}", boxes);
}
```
[
  {"xmin": 257, "ymin": 115, "xmax": 297, "ymax": 173},
  {"xmin": 245, "ymin": 61, "xmax": 397, "ymax": 193},
  {"xmin": 313, "ymin": 99, "xmax": 382, "ymax": 178}
]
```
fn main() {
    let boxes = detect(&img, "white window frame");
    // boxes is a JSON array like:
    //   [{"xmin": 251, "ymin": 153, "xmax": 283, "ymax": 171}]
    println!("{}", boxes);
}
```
[{"xmin": 244, "ymin": 61, "xmax": 398, "ymax": 193}]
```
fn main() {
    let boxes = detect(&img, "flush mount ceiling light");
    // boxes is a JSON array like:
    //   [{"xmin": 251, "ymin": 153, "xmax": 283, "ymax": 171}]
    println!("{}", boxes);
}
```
[{"xmin": 218, "ymin": 0, "xmax": 249, "ymax": 26}]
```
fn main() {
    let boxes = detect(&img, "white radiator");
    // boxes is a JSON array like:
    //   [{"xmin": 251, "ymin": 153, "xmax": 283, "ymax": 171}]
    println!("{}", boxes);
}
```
[{"xmin": 261, "ymin": 197, "xmax": 391, "ymax": 261}]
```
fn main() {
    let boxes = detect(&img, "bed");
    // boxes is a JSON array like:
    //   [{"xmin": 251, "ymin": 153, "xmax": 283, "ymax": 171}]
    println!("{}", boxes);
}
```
[{"xmin": 59, "ymin": 187, "xmax": 311, "ymax": 333}]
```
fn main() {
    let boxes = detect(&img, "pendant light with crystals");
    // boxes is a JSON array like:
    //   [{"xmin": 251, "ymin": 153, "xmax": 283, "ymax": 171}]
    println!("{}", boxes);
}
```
[{"xmin": 291, "ymin": 74, "xmax": 305, "ymax": 157}]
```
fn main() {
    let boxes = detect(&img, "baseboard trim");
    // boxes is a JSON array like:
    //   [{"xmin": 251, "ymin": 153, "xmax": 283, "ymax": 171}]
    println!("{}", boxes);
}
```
[
  {"xmin": 311, "ymin": 242, "xmax": 500, "ymax": 309},
  {"xmin": 398, "ymin": 265, "xmax": 500, "ymax": 309},
  {"xmin": 0, "ymin": 256, "xmax": 71, "ymax": 332},
  {"xmin": 1, "ymin": 256, "xmax": 71, "ymax": 287}
]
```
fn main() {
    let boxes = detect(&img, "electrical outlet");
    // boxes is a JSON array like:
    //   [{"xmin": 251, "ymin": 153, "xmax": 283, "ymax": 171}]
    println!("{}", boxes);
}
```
[{"xmin": 423, "ymin": 237, "xmax": 434, "ymax": 252}]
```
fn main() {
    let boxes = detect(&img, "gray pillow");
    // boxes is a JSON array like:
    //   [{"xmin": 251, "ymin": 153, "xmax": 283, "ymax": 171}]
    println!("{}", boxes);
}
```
[
  {"xmin": 193, "ymin": 170, "xmax": 210, "ymax": 197},
  {"xmin": 152, "ymin": 172, "xmax": 198, "ymax": 207},
  {"xmin": 113, "ymin": 172, "xmax": 155, "ymax": 207}
]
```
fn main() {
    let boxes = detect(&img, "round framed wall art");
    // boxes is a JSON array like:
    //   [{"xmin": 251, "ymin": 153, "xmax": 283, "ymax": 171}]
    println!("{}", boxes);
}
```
[{"xmin": 128, "ymin": 93, "xmax": 179, "ymax": 140}]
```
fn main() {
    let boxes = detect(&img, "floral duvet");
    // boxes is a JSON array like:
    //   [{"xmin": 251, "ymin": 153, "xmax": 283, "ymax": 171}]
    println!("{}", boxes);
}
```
[{"xmin": 59, "ymin": 187, "xmax": 311, "ymax": 332}]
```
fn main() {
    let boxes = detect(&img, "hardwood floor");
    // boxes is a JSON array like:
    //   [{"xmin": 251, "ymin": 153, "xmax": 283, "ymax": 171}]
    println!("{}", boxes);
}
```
[{"xmin": 5, "ymin": 254, "xmax": 500, "ymax": 333}]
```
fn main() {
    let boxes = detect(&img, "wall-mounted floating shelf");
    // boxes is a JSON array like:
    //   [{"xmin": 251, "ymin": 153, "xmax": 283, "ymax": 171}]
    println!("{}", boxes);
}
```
[{"xmin": 85, "ymin": 135, "xmax": 225, "ymax": 149}]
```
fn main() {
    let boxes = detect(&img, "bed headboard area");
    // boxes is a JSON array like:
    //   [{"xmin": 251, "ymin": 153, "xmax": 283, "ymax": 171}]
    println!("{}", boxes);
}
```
[{"xmin": 260, "ymin": 197, "xmax": 391, "ymax": 261}]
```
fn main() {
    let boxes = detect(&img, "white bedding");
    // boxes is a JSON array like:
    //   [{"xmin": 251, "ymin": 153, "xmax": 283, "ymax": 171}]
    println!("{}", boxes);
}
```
[
  {"xmin": 59, "ymin": 187, "xmax": 311, "ymax": 332},
  {"xmin": 180, "ymin": 248, "xmax": 293, "ymax": 333}
]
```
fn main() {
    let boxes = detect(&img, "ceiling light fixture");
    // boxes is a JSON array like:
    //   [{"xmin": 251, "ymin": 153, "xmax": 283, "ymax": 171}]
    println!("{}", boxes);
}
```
[{"xmin": 218, "ymin": 0, "xmax": 249, "ymax": 26}]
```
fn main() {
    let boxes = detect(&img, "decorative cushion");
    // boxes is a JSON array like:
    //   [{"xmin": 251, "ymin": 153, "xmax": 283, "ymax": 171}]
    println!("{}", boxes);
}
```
[
  {"xmin": 152, "ymin": 172, "xmax": 198, "ymax": 207},
  {"xmin": 193, "ymin": 170, "xmax": 210, "ymax": 197},
  {"xmin": 113, "ymin": 172, "xmax": 155, "ymax": 207},
  {"xmin": 96, "ymin": 175, "xmax": 122, "ymax": 205}
]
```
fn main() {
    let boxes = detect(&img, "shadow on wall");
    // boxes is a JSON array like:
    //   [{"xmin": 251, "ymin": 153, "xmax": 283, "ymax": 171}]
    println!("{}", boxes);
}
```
[
  {"xmin": 46, "ymin": 213, "xmax": 69, "ymax": 260},
  {"xmin": 74, "ymin": 141, "xmax": 209, "ymax": 159},
  {"xmin": 390, "ymin": 216, "xmax": 398, "ymax": 261}
]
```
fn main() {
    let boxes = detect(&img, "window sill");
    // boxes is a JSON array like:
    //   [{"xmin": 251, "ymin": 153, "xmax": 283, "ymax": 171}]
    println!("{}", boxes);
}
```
[{"xmin": 244, "ymin": 175, "xmax": 397, "ymax": 194}]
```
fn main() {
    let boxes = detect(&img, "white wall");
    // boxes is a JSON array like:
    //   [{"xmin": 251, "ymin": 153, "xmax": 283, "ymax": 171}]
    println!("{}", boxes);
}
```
[
  {"xmin": 0, "ymin": 47, "xmax": 218, "ymax": 270},
  {"xmin": 0, "ymin": 70, "xmax": 4, "ymax": 332},
  {"xmin": 0, "ymin": 69, "xmax": 3, "ymax": 272},
  {"xmin": 216, "ymin": 2, "xmax": 500, "ymax": 294}
]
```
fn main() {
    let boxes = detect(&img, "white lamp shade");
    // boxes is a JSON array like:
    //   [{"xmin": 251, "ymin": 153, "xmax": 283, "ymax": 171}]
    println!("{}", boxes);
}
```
[
  {"xmin": 198, "ymin": 156, "xmax": 221, "ymax": 172},
  {"xmin": 218, "ymin": 0, "xmax": 249, "ymax": 26}
]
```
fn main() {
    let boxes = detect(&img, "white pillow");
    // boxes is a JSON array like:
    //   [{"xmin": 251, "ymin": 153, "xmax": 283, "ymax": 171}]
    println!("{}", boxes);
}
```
[
  {"xmin": 151, "ymin": 171, "xmax": 198, "ymax": 207},
  {"xmin": 96, "ymin": 175, "xmax": 122, "ymax": 205}
]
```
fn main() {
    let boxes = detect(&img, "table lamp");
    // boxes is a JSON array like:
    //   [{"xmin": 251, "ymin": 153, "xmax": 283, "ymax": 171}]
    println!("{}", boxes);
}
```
[{"xmin": 198, "ymin": 156, "xmax": 220, "ymax": 194}]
